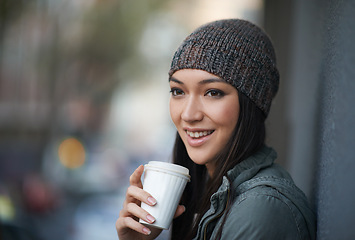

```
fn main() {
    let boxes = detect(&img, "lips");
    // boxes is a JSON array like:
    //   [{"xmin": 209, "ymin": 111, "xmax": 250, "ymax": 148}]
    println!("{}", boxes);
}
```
[{"xmin": 184, "ymin": 129, "xmax": 214, "ymax": 147}]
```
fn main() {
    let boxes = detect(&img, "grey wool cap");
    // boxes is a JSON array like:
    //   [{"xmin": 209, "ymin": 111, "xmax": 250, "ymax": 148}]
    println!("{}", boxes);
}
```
[{"xmin": 169, "ymin": 19, "xmax": 279, "ymax": 116}]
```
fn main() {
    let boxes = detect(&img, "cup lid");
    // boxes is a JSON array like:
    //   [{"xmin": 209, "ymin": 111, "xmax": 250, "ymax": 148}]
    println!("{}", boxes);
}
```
[{"xmin": 145, "ymin": 161, "xmax": 190, "ymax": 178}]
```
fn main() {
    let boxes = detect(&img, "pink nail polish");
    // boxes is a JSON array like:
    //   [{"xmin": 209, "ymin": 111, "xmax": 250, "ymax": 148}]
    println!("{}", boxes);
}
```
[
  {"xmin": 143, "ymin": 227, "xmax": 151, "ymax": 235},
  {"xmin": 147, "ymin": 196, "xmax": 157, "ymax": 205},
  {"xmin": 146, "ymin": 214, "xmax": 155, "ymax": 223}
]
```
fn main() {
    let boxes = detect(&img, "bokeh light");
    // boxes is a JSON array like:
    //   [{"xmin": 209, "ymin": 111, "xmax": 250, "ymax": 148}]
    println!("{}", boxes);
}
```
[
  {"xmin": 58, "ymin": 138, "xmax": 86, "ymax": 169},
  {"xmin": 0, "ymin": 195, "xmax": 15, "ymax": 222}
]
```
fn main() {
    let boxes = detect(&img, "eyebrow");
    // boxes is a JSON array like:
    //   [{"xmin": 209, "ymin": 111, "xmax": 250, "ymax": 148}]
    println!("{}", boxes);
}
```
[
  {"xmin": 199, "ymin": 78, "xmax": 225, "ymax": 84},
  {"xmin": 169, "ymin": 77, "xmax": 183, "ymax": 84},
  {"xmin": 169, "ymin": 76, "xmax": 225, "ymax": 85}
]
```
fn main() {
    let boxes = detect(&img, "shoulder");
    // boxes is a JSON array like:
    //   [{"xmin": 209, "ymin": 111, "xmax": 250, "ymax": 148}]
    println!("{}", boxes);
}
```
[{"xmin": 221, "ymin": 186, "xmax": 302, "ymax": 240}]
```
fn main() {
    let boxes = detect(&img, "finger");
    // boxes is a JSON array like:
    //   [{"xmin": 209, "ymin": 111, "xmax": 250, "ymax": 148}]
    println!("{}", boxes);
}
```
[
  {"xmin": 116, "ymin": 217, "xmax": 152, "ymax": 236},
  {"xmin": 125, "ymin": 185, "xmax": 157, "ymax": 207},
  {"xmin": 129, "ymin": 165, "xmax": 144, "ymax": 188},
  {"xmin": 124, "ymin": 202, "xmax": 156, "ymax": 224},
  {"xmin": 173, "ymin": 205, "xmax": 186, "ymax": 218}
]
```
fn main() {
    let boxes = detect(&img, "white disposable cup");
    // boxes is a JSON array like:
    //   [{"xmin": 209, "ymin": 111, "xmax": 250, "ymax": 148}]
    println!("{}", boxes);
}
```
[{"xmin": 139, "ymin": 161, "xmax": 190, "ymax": 229}]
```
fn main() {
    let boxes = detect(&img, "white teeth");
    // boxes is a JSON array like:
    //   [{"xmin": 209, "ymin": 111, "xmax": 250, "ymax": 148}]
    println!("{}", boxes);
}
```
[{"xmin": 186, "ymin": 130, "xmax": 213, "ymax": 138}]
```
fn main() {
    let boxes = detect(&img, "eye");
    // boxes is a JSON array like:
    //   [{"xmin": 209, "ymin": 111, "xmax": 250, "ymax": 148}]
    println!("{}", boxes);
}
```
[
  {"xmin": 170, "ymin": 88, "xmax": 184, "ymax": 97},
  {"xmin": 205, "ymin": 89, "xmax": 225, "ymax": 98}
]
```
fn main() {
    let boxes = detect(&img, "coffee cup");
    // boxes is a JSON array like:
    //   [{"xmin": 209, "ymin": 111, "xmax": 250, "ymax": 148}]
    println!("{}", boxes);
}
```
[{"xmin": 139, "ymin": 161, "xmax": 190, "ymax": 229}]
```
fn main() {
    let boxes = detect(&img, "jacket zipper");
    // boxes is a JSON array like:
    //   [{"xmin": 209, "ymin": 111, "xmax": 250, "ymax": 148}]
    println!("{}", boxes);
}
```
[{"xmin": 203, "ymin": 187, "xmax": 231, "ymax": 240}]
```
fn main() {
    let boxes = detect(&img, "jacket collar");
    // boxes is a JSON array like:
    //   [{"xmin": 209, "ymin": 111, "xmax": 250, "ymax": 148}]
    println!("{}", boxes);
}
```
[
  {"xmin": 194, "ymin": 146, "xmax": 278, "ymax": 239},
  {"xmin": 209, "ymin": 145, "xmax": 277, "ymax": 211},
  {"xmin": 227, "ymin": 145, "xmax": 277, "ymax": 190}
]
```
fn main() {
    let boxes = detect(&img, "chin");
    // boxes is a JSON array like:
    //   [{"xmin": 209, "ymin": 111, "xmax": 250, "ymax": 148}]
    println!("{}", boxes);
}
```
[{"xmin": 187, "ymin": 152, "xmax": 213, "ymax": 166}]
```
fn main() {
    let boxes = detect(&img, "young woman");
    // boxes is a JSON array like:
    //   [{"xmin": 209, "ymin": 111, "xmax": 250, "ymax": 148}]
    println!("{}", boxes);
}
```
[{"xmin": 116, "ymin": 19, "xmax": 316, "ymax": 240}]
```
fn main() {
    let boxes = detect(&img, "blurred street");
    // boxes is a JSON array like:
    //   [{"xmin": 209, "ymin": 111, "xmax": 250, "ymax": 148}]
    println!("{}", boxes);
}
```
[{"xmin": 0, "ymin": 0, "xmax": 263, "ymax": 239}]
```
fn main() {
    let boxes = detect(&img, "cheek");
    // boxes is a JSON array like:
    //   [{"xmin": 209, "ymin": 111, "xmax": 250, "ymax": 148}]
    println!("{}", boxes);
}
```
[
  {"xmin": 169, "ymin": 101, "xmax": 180, "ymax": 126},
  {"xmin": 209, "ymin": 103, "xmax": 239, "ymax": 128}
]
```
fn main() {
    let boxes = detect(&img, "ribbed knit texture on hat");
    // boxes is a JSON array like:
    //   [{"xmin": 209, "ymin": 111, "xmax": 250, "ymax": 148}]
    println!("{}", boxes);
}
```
[{"xmin": 169, "ymin": 19, "xmax": 279, "ymax": 116}]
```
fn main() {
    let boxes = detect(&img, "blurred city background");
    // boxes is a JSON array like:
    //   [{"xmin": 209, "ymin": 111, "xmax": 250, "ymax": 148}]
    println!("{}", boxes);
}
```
[
  {"xmin": 0, "ymin": 0, "xmax": 264, "ymax": 239},
  {"xmin": 2, "ymin": 0, "xmax": 355, "ymax": 239}
]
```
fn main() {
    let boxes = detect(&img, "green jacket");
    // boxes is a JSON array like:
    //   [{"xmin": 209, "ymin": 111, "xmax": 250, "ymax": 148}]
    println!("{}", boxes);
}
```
[{"xmin": 193, "ymin": 146, "xmax": 316, "ymax": 240}]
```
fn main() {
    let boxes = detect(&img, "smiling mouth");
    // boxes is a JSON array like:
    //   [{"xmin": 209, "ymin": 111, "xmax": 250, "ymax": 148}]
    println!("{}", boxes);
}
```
[{"xmin": 186, "ymin": 130, "xmax": 214, "ymax": 139}]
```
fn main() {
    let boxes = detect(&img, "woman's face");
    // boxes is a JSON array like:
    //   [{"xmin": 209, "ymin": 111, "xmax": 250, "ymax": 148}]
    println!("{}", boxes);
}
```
[{"xmin": 169, "ymin": 69, "xmax": 240, "ymax": 175}]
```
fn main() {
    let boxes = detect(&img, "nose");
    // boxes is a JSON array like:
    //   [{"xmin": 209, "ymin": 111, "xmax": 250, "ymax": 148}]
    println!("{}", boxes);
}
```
[{"xmin": 181, "ymin": 96, "xmax": 204, "ymax": 122}]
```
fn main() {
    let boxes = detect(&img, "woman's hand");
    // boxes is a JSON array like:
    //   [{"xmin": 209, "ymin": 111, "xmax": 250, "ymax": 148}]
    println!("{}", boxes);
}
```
[{"xmin": 115, "ymin": 165, "xmax": 185, "ymax": 240}]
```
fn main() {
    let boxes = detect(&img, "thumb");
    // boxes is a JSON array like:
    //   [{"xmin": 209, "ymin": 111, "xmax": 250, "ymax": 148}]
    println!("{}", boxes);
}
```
[{"xmin": 173, "ymin": 205, "xmax": 186, "ymax": 218}]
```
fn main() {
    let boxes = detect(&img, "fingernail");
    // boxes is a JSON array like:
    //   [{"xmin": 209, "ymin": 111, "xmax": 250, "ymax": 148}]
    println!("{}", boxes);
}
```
[
  {"xmin": 147, "ymin": 196, "xmax": 157, "ymax": 205},
  {"xmin": 146, "ymin": 214, "xmax": 155, "ymax": 223},
  {"xmin": 143, "ymin": 227, "xmax": 151, "ymax": 235}
]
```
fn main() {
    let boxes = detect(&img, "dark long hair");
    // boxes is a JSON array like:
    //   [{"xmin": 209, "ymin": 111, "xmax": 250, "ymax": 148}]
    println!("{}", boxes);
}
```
[{"xmin": 171, "ymin": 92, "xmax": 266, "ymax": 240}]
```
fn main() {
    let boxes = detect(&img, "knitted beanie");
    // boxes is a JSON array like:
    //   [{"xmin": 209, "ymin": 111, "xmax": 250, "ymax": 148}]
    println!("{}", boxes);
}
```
[{"xmin": 169, "ymin": 19, "xmax": 279, "ymax": 116}]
